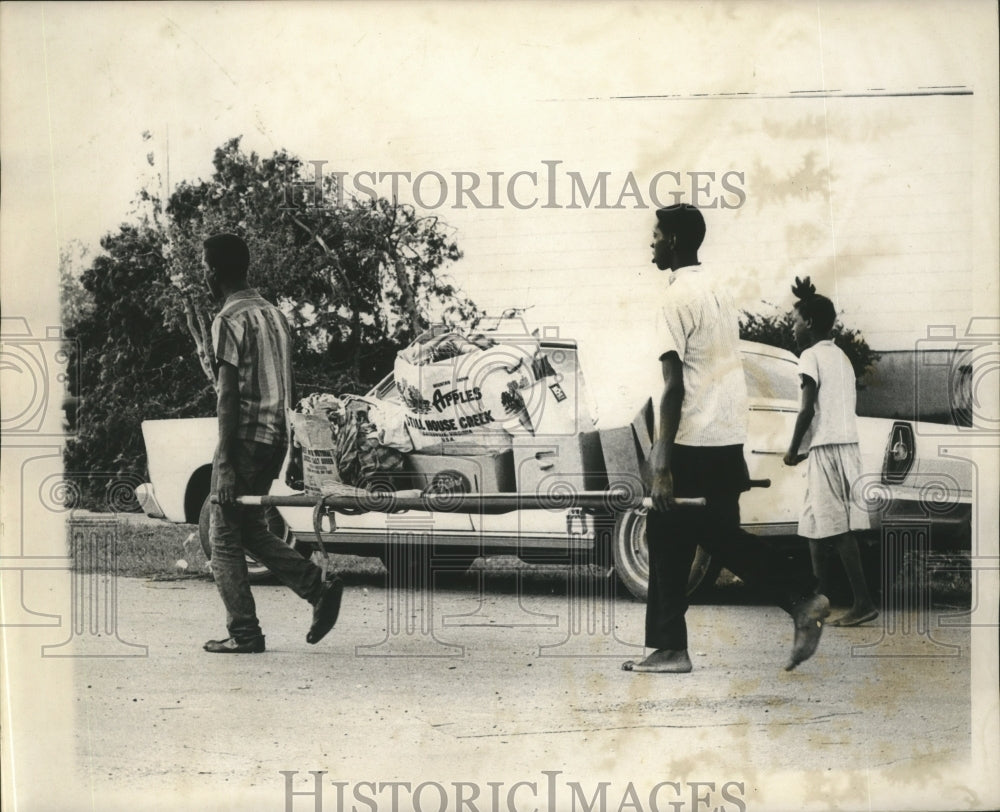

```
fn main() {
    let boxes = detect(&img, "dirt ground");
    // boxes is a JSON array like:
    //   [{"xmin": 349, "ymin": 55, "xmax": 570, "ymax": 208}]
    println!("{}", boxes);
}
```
[
  {"xmin": 24, "ymin": 569, "xmax": 979, "ymax": 812},
  {"xmin": 3, "ymin": 513, "xmax": 992, "ymax": 810}
]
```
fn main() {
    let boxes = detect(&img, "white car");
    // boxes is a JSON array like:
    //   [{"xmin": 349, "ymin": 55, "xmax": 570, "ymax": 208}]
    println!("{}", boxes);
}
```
[{"xmin": 138, "ymin": 339, "xmax": 973, "ymax": 599}]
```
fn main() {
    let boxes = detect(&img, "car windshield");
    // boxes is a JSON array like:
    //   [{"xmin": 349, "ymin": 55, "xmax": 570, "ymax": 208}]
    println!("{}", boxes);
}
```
[
  {"xmin": 742, "ymin": 350, "xmax": 800, "ymax": 402},
  {"xmin": 371, "ymin": 371, "xmax": 398, "ymax": 402}
]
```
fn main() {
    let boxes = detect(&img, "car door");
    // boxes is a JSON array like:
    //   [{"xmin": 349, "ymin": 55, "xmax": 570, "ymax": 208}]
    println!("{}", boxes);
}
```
[
  {"xmin": 742, "ymin": 405, "xmax": 806, "ymax": 534},
  {"xmin": 740, "ymin": 346, "xmax": 808, "ymax": 535}
]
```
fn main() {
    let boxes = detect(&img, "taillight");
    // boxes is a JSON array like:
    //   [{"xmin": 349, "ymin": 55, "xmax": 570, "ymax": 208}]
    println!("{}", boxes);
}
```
[{"xmin": 883, "ymin": 421, "xmax": 915, "ymax": 484}]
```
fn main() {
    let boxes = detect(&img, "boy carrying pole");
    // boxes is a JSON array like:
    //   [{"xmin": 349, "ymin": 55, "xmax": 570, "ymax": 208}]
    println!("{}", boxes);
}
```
[
  {"xmin": 201, "ymin": 233, "xmax": 344, "ymax": 653},
  {"xmin": 623, "ymin": 206, "xmax": 830, "ymax": 674}
]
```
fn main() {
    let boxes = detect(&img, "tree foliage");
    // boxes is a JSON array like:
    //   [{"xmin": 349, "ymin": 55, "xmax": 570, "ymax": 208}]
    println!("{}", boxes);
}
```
[
  {"xmin": 59, "ymin": 241, "xmax": 94, "ymax": 328},
  {"xmin": 64, "ymin": 137, "xmax": 480, "ymax": 507},
  {"xmin": 64, "ymin": 219, "xmax": 215, "ymax": 506},
  {"xmin": 160, "ymin": 138, "xmax": 479, "ymax": 392}
]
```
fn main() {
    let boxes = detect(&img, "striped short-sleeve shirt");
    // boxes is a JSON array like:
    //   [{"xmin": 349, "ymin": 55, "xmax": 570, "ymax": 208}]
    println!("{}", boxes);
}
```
[{"xmin": 211, "ymin": 289, "xmax": 293, "ymax": 446}]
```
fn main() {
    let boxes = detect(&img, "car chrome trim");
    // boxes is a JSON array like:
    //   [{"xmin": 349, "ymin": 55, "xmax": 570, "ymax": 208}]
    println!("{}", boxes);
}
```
[{"xmin": 742, "ymin": 523, "xmax": 799, "ymax": 536}]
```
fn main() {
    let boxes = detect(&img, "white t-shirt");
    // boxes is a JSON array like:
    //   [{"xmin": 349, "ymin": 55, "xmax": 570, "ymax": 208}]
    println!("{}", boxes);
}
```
[
  {"xmin": 797, "ymin": 340, "xmax": 859, "ymax": 447},
  {"xmin": 655, "ymin": 266, "xmax": 748, "ymax": 446}
]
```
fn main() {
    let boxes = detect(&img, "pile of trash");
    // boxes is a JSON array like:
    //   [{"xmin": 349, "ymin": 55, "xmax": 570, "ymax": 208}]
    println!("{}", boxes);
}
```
[
  {"xmin": 393, "ymin": 329, "xmax": 557, "ymax": 450},
  {"xmin": 289, "ymin": 326, "xmax": 560, "ymax": 494},
  {"xmin": 289, "ymin": 394, "xmax": 407, "ymax": 493}
]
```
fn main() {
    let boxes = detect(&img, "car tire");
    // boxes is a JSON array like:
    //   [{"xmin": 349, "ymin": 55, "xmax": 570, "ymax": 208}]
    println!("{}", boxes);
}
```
[
  {"xmin": 198, "ymin": 495, "xmax": 300, "ymax": 584},
  {"xmin": 612, "ymin": 508, "xmax": 722, "ymax": 601}
]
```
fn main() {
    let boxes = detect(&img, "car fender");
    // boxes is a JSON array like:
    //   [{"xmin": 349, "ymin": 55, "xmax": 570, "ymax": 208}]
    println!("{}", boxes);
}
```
[{"xmin": 140, "ymin": 418, "xmax": 217, "ymax": 523}]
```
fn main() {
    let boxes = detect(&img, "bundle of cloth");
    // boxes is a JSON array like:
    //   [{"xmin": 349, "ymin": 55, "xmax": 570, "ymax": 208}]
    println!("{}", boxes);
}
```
[{"xmin": 292, "ymin": 393, "xmax": 407, "ymax": 490}]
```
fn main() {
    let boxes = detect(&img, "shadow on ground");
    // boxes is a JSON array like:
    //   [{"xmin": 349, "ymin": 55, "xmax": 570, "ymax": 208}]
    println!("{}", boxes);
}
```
[{"xmin": 70, "ymin": 515, "xmax": 972, "ymax": 610}]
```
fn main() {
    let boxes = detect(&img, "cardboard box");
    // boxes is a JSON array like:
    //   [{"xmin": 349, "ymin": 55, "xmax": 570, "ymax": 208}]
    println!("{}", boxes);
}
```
[
  {"xmin": 402, "ymin": 448, "xmax": 516, "ymax": 493},
  {"xmin": 508, "ymin": 342, "xmax": 598, "ymax": 439},
  {"xmin": 512, "ymin": 431, "xmax": 606, "ymax": 496},
  {"xmin": 597, "ymin": 399, "xmax": 654, "ymax": 497}
]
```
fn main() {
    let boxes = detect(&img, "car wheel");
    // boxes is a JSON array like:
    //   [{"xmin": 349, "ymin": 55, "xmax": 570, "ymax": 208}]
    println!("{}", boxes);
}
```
[
  {"xmin": 612, "ymin": 508, "xmax": 722, "ymax": 601},
  {"xmin": 198, "ymin": 495, "xmax": 299, "ymax": 584}
]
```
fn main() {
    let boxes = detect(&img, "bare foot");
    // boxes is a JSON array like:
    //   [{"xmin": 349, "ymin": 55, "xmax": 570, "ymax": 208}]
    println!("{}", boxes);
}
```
[
  {"xmin": 829, "ymin": 608, "xmax": 878, "ymax": 627},
  {"xmin": 622, "ymin": 649, "xmax": 693, "ymax": 673},
  {"xmin": 786, "ymin": 594, "xmax": 831, "ymax": 671}
]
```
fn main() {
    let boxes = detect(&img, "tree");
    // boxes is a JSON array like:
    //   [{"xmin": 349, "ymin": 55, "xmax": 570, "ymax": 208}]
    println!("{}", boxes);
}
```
[
  {"xmin": 161, "ymin": 138, "xmax": 480, "ymax": 394},
  {"xmin": 59, "ymin": 241, "xmax": 94, "ymax": 327},
  {"xmin": 63, "ymin": 219, "xmax": 215, "ymax": 508},
  {"xmin": 63, "ymin": 137, "xmax": 481, "ymax": 508},
  {"xmin": 59, "ymin": 242, "xmax": 93, "ymax": 435}
]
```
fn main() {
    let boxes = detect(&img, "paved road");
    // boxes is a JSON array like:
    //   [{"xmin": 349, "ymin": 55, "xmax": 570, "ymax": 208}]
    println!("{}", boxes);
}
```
[
  {"xmin": 52, "ymin": 574, "xmax": 971, "ymax": 809},
  {"xmin": 31, "ymin": 569, "xmax": 979, "ymax": 812}
]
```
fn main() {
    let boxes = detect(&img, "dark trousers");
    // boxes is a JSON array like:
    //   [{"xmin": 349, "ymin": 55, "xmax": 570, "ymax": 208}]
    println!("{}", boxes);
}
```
[
  {"xmin": 644, "ymin": 444, "xmax": 817, "ymax": 651},
  {"xmin": 210, "ymin": 440, "xmax": 324, "ymax": 639}
]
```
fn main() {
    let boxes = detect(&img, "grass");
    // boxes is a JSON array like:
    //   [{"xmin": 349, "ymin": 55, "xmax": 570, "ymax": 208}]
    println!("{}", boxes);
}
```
[
  {"xmin": 891, "ymin": 550, "xmax": 973, "ymax": 606},
  {"xmin": 67, "ymin": 514, "xmax": 200, "ymax": 579}
]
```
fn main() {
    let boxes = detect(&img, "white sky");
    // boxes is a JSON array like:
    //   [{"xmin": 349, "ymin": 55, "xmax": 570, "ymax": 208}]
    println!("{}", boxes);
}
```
[
  {"xmin": 2, "ymin": 1, "xmax": 997, "ymax": 366},
  {"xmin": 1, "ymin": 4, "xmax": 999, "ymax": 809}
]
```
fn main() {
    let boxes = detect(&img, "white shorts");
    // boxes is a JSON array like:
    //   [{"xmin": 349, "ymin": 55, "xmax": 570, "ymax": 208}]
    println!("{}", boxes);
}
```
[{"xmin": 798, "ymin": 443, "xmax": 871, "ymax": 539}]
